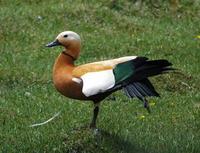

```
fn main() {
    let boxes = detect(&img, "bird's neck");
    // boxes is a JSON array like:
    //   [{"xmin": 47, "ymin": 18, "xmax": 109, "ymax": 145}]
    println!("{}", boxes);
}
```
[
  {"xmin": 53, "ymin": 51, "xmax": 75, "ymax": 73},
  {"xmin": 64, "ymin": 43, "xmax": 80, "ymax": 60}
]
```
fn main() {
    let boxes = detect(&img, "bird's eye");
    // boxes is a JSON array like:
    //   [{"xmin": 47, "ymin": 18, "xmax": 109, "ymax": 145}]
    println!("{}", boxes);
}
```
[{"xmin": 63, "ymin": 34, "xmax": 68, "ymax": 38}]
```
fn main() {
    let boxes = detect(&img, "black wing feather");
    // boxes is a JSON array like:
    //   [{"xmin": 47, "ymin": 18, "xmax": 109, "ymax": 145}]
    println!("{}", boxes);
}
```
[{"xmin": 123, "ymin": 78, "xmax": 159, "ymax": 99}]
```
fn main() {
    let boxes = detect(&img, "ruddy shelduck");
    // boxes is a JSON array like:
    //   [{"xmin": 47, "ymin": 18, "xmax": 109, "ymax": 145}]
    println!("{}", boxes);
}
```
[{"xmin": 46, "ymin": 31, "xmax": 173, "ymax": 128}]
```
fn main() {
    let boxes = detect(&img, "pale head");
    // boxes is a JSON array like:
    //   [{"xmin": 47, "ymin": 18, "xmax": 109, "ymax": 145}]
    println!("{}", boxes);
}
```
[{"xmin": 46, "ymin": 31, "xmax": 81, "ymax": 60}]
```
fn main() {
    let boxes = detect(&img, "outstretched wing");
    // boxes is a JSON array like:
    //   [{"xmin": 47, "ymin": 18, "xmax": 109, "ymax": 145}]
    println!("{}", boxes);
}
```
[{"xmin": 72, "ymin": 56, "xmax": 137, "ymax": 97}]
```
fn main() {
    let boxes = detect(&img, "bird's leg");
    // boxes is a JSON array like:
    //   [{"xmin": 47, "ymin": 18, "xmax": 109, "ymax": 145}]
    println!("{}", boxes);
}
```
[
  {"xmin": 90, "ymin": 103, "xmax": 100, "ymax": 129},
  {"xmin": 143, "ymin": 98, "xmax": 151, "ymax": 113}
]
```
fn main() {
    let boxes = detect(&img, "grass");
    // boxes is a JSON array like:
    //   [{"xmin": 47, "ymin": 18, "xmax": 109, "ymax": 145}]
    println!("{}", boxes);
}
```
[{"xmin": 0, "ymin": 0, "xmax": 200, "ymax": 152}]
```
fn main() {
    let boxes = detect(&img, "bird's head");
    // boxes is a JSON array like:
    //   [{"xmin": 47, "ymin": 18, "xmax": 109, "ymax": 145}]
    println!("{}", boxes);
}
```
[{"xmin": 46, "ymin": 31, "xmax": 81, "ymax": 60}]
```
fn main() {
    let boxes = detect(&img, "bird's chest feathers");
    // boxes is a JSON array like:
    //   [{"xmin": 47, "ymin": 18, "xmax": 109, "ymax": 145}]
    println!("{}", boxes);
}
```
[
  {"xmin": 53, "ymin": 66, "xmax": 86, "ymax": 100},
  {"xmin": 53, "ymin": 68, "xmax": 72, "ymax": 90}
]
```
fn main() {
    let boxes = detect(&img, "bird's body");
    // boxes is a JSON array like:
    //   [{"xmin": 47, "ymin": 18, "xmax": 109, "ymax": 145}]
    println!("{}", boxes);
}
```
[
  {"xmin": 53, "ymin": 53, "xmax": 137, "ymax": 101},
  {"xmin": 47, "ymin": 31, "xmax": 173, "ymax": 128}
]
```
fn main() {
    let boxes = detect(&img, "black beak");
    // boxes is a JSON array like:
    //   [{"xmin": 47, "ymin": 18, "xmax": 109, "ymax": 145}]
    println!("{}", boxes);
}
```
[{"xmin": 46, "ymin": 39, "xmax": 61, "ymax": 47}]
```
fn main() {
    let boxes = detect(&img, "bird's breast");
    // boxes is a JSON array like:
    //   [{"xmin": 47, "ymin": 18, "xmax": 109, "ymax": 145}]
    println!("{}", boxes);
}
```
[{"xmin": 53, "ymin": 67, "xmax": 87, "ymax": 100}]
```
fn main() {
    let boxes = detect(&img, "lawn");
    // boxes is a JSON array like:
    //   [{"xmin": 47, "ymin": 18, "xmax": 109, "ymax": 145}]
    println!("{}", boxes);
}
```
[{"xmin": 0, "ymin": 0, "xmax": 200, "ymax": 153}]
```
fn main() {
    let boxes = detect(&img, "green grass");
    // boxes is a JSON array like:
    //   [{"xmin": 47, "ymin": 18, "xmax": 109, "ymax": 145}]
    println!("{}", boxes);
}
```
[{"xmin": 0, "ymin": 0, "xmax": 200, "ymax": 152}]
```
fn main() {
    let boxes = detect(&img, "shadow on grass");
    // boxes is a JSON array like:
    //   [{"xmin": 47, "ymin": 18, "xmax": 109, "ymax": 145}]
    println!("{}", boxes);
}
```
[
  {"xmin": 62, "ymin": 127, "xmax": 147, "ymax": 153},
  {"xmin": 98, "ymin": 129, "xmax": 147, "ymax": 153}
]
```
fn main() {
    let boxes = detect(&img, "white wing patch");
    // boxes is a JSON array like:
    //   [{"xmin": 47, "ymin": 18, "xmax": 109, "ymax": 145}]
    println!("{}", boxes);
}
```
[{"xmin": 81, "ymin": 70, "xmax": 115, "ymax": 97}]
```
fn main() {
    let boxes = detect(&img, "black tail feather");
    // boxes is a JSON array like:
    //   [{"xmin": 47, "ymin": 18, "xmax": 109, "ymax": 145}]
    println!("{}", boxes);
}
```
[{"xmin": 131, "ymin": 59, "xmax": 173, "ymax": 81}]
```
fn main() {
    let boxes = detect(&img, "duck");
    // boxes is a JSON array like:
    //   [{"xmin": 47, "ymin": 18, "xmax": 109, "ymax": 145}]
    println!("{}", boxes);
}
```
[{"xmin": 46, "ymin": 31, "xmax": 173, "ymax": 128}]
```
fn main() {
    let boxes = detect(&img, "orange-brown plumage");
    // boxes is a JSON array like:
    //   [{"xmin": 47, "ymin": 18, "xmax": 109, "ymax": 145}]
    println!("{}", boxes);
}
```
[{"xmin": 72, "ymin": 63, "xmax": 112, "ymax": 77}]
